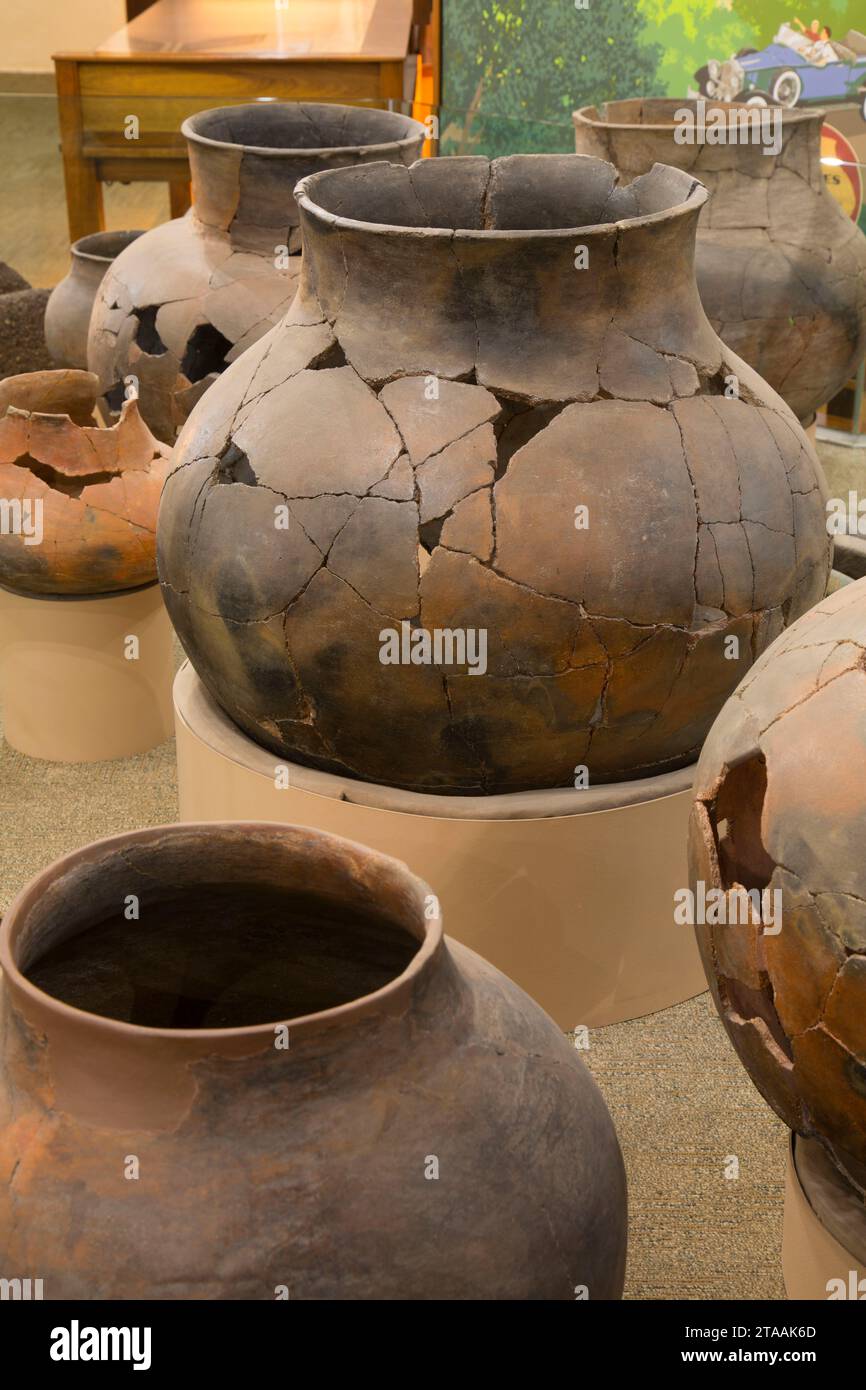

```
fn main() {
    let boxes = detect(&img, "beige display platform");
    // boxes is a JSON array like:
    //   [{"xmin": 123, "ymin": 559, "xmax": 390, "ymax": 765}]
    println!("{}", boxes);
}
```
[
  {"xmin": 174, "ymin": 661, "xmax": 705, "ymax": 1028},
  {"xmin": 0, "ymin": 582, "xmax": 174, "ymax": 762},
  {"xmin": 783, "ymin": 1135, "xmax": 866, "ymax": 1301}
]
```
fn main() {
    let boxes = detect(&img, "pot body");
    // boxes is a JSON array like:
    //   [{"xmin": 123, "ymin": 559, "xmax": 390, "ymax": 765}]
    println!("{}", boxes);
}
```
[
  {"xmin": 689, "ymin": 578, "xmax": 866, "ymax": 1200},
  {"xmin": 87, "ymin": 103, "xmax": 426, "ymax": 443},
  {"xmin": 0, "ymin": 822, "xmax": 627, "ymax": 1300},
  {"xmin": 0, "ymin": 370, "xmax": 171, "ymax": 594},
  {"xmin": 158, "ymin": 153, "xmax": 831, "ymax": 795},
  {"xmin": 573, "ymin": 100, "xmax": 866, "ymax": 423},
  {"xmin": 44, "ymin": 231, "xmax": 142, "ymax": 371}
]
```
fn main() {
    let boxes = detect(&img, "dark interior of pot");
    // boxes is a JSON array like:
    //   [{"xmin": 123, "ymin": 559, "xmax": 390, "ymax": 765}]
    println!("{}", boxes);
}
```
[
  {"xmin": 187, "ymin": 102, "xmax": 420, "ymax": 152},
  {"xmin": 75, "ymin": 230, "xmax": 142, "ymax": 261},
  {"xmin": 17, "ymin": 832, "xmax": 423, "ymax": 1029},
  {"xmin": 305, "ymin": 155, "xmax": 697, "ymax": 233}
]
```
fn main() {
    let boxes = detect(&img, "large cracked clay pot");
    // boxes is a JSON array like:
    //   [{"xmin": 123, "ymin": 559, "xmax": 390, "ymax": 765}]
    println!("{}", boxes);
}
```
[
  {"xmin": 87, "ymin": 103, "xmax": 426, "ymax": 443},
  {"xmin": 45, "ymin": 230, "xmax": 142, "ymax": 371},
  {"xmin": 0, "ymin": 821, "xmax": 628, "ymax": 1300},
  {"xmin": 0, "ymin": 369, "xmax": 171, "ymax": 595},
  {"xmin": 157, "ymin": 154, "xmax": 832, "ymax": 796},
  {"xmin": 689, "ymin": 578, "xmax": 866, "ymax": 1201},
  {"xmin": 573, "ymin": 100, "xmax": 866, "ymax": 423}
]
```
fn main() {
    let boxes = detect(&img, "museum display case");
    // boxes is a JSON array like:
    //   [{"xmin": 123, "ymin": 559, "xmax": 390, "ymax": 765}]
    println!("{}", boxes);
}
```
[{"xmin": 1, "ymin": 0, "xmax": 866, "ymax": 1321}]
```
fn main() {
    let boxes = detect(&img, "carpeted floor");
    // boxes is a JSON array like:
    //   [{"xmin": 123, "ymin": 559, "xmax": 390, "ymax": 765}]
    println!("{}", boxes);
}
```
[{"xmin": 0, "ymin": 718, "xmax": 789, "ymax": 1301}]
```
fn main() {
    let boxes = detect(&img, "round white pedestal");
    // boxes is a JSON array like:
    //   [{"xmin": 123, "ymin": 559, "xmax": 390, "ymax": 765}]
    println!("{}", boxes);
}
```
[
  {"xmin": 0, "ymin": 582, "xmax": 174, "ymax": 762},
  {"xmin": 783, "ymin": 1135, "xmax": 866, "ymax": 1300},
  {"xmin": 174, "ymin": 661, "xmax": 705, "ymax": 1028}
]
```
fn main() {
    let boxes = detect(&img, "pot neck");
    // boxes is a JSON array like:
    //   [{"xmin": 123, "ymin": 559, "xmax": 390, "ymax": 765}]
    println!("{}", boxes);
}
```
[
  {"xmin": 0, "ymin": 822, "xmax": 460, "ymax": 1132},
  {"xmin": 1, "ymin": 928, "xmax": 461, "ymax": 1132},
  {"xmin": 575, "ymin": 102, "xmax": 826, "ymax": 193},
  {"xmin": 293, "ymin": 157, "xmax": 720, "ymax": 392}
]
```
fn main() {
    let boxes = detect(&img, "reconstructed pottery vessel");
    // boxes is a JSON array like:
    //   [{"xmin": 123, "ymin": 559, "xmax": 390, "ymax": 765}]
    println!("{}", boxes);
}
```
[
  {"xmin": 45, "ymin": 230, "xmax": 142, "ymax": 370},
  {"xmin": 573, "ymin": 100, "xmax": 866, "ymax": 423},
  {"xmin": 87, "ymin": 103, "xmax": 426, "ymax": 442},
  {"xmin": 689, "ymin": 578, "xmax": 866, "ymax": 1200},
  {"xmin": 158, "ymin": 154, "xmax": 831, "ymax": 795},
  {"xmin": 0, "ymin": 369, "xmax": 171, "ymax": 595},
  {"xmin": 0, "ymin": 822, "xmax": 628, "ymax": 1299}
]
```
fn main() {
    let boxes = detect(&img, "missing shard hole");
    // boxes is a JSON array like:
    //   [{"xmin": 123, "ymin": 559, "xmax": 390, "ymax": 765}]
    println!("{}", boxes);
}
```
[
  {"xmin": 181, "ymin": 323, "xmax": 234, "ymax": 384},
  {"xmin": 132, "ymin": 305, "xmax": 168, "ymax": 357},
  {"xmin": 14, "ymin": 453, "xmax": 119, "ymax": 500},
  {"xmin": 215, "ymin": 442, "xmax": 257, "ymax": 486},
  {"xmin": 707, "ymin": 752, "xmax": 774, "ymax": 894}
]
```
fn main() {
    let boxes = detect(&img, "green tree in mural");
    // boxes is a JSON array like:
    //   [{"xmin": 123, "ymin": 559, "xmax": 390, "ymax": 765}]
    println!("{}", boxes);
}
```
[
  {"xmin": 442, "ymin": 0, "xmax": 664, "ymax": 156},
  {"xmin": 732, "ymin": 0, "xmax": 866, "ymax": 46},
  {"xmin": 638, "ymin": 0, "xmax": 754, "ymax": 96}
]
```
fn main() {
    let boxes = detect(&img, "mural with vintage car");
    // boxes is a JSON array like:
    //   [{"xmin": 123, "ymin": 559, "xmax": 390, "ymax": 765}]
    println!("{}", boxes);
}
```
[{"xmin": 695, "ymin": 23, "xmax": 866, "ymax": 112}]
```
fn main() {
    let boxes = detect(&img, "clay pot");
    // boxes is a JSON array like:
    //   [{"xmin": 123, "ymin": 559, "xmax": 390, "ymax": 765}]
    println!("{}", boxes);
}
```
[
  {"xmin": 158, "ymin": 154, "xmax": 831, "ymax": 795},
  {"xmin": 87, "ymin": 103, "xmax": 426, "ymax": 443},
  {"xmin": 44, "ymin": 231, "xmax": 143, "ymax": 370},
  {"xmin": 573, "ymin": 100, "xmax": 866, "ymax": 424},
  {"xmin": 689, "ymin": 578, "xmax": 866, "ymax": 1201},
  {"xmin": 0, "ymin": 369, "xmax": 171, "ymax": 595},
  {"xmin": 0, "ymin": 821, "xmax": 628, "ymax": 1299}
]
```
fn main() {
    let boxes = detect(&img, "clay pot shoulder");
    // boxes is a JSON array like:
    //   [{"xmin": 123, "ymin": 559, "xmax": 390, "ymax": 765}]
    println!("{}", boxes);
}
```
[
  {"xmin": 158, "ymin": 153, "xmax": 830, "ymax": 796},
  {"xmin": 0, "ymin": 822, "xmax": 627, "ymax": 1299},
  {"xmin": 573, "ymin": 99, "xmax": 866, "ymax": 422}
]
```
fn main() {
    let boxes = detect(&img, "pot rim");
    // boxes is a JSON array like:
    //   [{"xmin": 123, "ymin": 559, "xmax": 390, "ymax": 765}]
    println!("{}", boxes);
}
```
[
  {"xmin": 181, "ymin": 101, "xmax": 427, "ymax": 161},
  {"xmin": 295, "ymin": 155, "xmax": 709, "ymax": 240},
  {"xmin": 573, "ymin": 98, "xmax": 826, "ymax": 132},
  {"xmin": 0, "ymin": 820, "xmax": 443, "ymax": 1045},
  {"xmin": 70, "ymin": 230, "xmax": 144, "ymax": 264}
]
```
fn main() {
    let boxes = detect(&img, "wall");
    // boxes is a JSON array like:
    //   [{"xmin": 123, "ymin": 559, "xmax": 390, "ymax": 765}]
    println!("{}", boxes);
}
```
[{"xmin": 1, "ymin": 0, "xmax": 125, "ymax": 71}]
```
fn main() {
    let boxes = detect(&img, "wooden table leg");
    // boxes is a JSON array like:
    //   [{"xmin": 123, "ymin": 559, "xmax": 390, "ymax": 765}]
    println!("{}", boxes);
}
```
[
  {"xmin": 169, "ymin": 180, "xmax": 192, "ymax": 218},
  {"xmin": 54, "ymin": 58, "xmax": 105, "ymax": 242}
]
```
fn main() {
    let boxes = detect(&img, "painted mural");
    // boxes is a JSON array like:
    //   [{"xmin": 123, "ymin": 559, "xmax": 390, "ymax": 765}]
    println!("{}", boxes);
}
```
[{"xmin": 442, "ymin": 0, "xmax": 866, "ymax": 229}]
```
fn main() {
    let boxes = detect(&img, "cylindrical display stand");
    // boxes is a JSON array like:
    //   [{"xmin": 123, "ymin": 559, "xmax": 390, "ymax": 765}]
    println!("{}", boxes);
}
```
[
  {"xmin": 0, "ymin": 582, "xmax": 174, "ymax": 762},
  {"xmin": 174, "ymin": 661, "xmax": 705, "ymax": 1028},
  {"xmin": 783, "ymin": 1135, "xmax": 866, "ymax": 1300}
]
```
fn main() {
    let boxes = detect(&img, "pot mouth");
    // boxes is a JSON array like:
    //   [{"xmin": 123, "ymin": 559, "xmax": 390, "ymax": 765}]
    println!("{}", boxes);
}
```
[
  {"xmin": 574, "ymin": 97, "xmax": 824, "ymax": 130},
  {"xmin": 0, "ymin": 822, "xmax": 441, "ymax": 1042},
  {"xmin": 182, "ymin": 101, "xmax": 426, "ymax": 158},
  {"xmin": 71, "ymin": 230, "xmax": 143, "ymax": 263},
  {"xmin": 0, "ymin": 368, "xmax": 99, "ymax": 425},
  {"xmin": 296, "ymin": 154, "xmax": 707, "ymax": 238}
]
